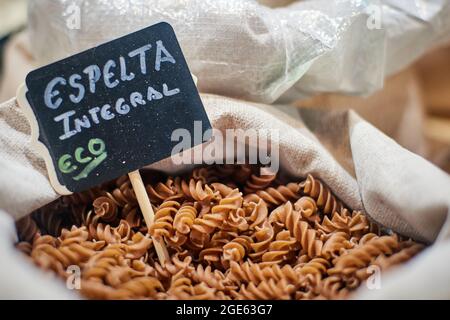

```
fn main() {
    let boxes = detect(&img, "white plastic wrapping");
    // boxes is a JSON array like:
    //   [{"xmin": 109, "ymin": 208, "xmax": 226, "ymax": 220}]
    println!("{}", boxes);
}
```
[{"xmin": 27, "ymin": 0, "xmax": 450, "ymax": 104}]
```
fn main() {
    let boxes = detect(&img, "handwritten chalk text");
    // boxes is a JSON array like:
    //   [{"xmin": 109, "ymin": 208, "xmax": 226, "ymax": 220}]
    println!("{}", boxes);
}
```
[
  {"xmin": 58, "ymin": 138, "xmax": 107, "ymax": 180},
  {"xmin": 44, "ymin": 41, "xmax": 176, "ymax": 110},
  {"xmin": 54, "ymin": 83, "xmax": 180, "ymax": 140}
]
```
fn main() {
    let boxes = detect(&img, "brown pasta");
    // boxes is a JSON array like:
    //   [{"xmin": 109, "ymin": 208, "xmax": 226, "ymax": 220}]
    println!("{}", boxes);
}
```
[
  {"xmin": 92, "ymin": 196, "xmax": 118, "ymax": 223},
  {"xmin": 149, "ymin": 200, "xmax": 180, "ymax": 241},
  {"xmin": 316, "ymin": 209, "xmax": 370, "ymax": 238},
  {"xmin": 15, "ymin": 165, "xmax": 424, "ymax": 300},
  {"xmin": 228, "ymin": 260, "xmax": 301, "ymax": 287},
  {"xmin": 269, "ymin": 201, "xmax": 323, "ymax": 258},
  {"xmin": 329, "ymin": 235, "xmax": 400, "ymax": 276},
  {"xmin": 244, "ymin": 183, "xmax": 300, "ymax": 209},
  {"xmin": 299, "ymin": 174, "xmax": 343, "ymax": 215},
  {"xmin": 243, "ymin": 172, "xmax": 277, "ymax": 194}
]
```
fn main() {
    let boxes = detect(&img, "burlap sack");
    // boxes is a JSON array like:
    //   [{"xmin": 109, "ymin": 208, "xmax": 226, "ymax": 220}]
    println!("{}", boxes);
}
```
[{"xmin": 1, "ymin": 94, "xmax": 450, "ymax": 299}]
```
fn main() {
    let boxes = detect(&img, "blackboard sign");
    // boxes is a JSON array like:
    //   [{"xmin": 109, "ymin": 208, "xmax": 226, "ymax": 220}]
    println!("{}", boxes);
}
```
[{"xmin": 17, "ymin": 22, "xmax": 211, "ymax": 194}]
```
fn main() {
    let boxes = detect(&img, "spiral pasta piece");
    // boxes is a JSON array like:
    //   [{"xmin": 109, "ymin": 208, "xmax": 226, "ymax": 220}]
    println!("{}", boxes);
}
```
[
  {"xmin": 228, "ymin": 260, "xmax": 300, "ymax": 286},
  {"xmin": 234, "ymin": 278, "xmax": 295, "ymax": 300},
  {"xmin": 169, "ymin": 202, "xmax": 198, "ymax": 246},
  {"xmin": 108, "ymin": 176, "xmax": 137, "ymax": 206},
  {"xmin": 153, "ymin": 253, "xmax": 194, "ymax": 281},
  {"xmin": 321, "ymin": 232, "xmax": 354, "ymax": 259},
  {"xmin": 192, "ymin": 265, "xmax": 235, "ymax": 292},
  {"xmin": 245, "ymin": 183, "xmax": 300, "ymax": 208},
  {"xmin": 168, "ymin": 273, "xmax": 223, "ymax": 300},
  {"xmin": 270, "ymin": 202, "xmax": 323, "ymax": 258},
  {"xmin": 318, "ymin": 275, "xmax": 350, "ymax": 300},
  {"xmin": 248, "ymin": 221, "xmax": 274, "ymax": 262},
  {"xmin": 223, "ymin": 235, "xmax": 252, "ymax": 262},
  {"xmin": 149, "ymin": 200, "xmax": 180, "ymax": 241},
  {"xmin": 261, "ymin": 230, "xmax": 297, "ymax": 265},
  {"xmin": 317, "ymin": 209, "xmax": 369, "ymax": 237},
  {"xmin": 108, "ymin": 277, "xmax": 165, "ymax": 299},
  {"xmin": 33, "ymin": 209, "xmax": 66, "ymax": 237},
  {"xmin": 244, "ymin": 172, "xmax": 277, "ymax": 194},
  {"xmin": 354, "ymin": 242, "xmax": 424, "ymax": 280},
  {"xmin": 190, "ymin": 189, "xmax": 242, "ymax": 248},
  {"xmin": 299, "ymin": 174, "xmax": 343, "ymax": 215},
  {"xmin": 245, "ymin": 199, "xmax": 268, "ymax": 229},
  {"xmin": 173, "ymin": 178, "xmax": 218, "ymax": 202},
  {"xmin": 295, "ymin": 257, "xmax": 331, "ymax": 278},
  {"xmin": 329, "ymin": 235, "xmax": 400, "ymax": 276},
  {"xmin": 92, "ymin": 196, "xmax": 118, "ymax": 223},
  {"xmin": 87, "ymin": 220, "xmax": 132, "ymax": 244}
]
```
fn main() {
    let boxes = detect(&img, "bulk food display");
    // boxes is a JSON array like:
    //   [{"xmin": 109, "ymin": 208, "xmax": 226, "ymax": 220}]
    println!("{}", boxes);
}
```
[
  {"xmin": 1, "ymin": 0, "xmax": 450, "ymax": 301},
  {"xmin": 15, "ymin": 165, "xmax": 423, "ymax": 299}
]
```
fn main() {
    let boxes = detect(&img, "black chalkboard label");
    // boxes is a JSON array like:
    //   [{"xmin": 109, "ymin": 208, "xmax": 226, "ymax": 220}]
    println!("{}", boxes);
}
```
[{"xmin": 18, "ymin": 22, "xmax": 211, "ymax": 194}]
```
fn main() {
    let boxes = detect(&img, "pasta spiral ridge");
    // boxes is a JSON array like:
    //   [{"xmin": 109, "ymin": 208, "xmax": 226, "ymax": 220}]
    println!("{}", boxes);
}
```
[
  {"xmin": 269, "ymin": 201, "xmax": 323, "ymax": 258},
  {"xmin": 329, "ymin": 235, "xmax": 400, "ymax": 276},
  {"xmin": 299, "ymin": 174, "xmax": 343, "ymax": 215}
]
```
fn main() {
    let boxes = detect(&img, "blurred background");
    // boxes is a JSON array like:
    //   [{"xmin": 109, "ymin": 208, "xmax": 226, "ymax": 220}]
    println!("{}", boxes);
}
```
[{"xmin": 0, "ymin": 0, "xmax": 449, "ymax": 173}]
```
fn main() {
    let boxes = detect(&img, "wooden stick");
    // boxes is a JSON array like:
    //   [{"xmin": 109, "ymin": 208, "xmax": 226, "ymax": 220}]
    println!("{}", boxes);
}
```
[{"xmin": 128, "ymin": 170, "xmax": 169, "ymax": 265}]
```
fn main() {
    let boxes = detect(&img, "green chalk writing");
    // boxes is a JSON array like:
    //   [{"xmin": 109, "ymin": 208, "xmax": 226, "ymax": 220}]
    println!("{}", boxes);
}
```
[
  {"xmin": 57, "ymin": 138, "xmax": 107, "ymax": 181},
  {"xmin": 74, "ymin": 147, "xmax": 92, "ymax": 164},
  {"xmin": 58, "ymin": 154, "xmax": 77, "ymax": 173},
  {"xmin": 73, "ymin": 152, "xmax": 107, "ymax": 181}
]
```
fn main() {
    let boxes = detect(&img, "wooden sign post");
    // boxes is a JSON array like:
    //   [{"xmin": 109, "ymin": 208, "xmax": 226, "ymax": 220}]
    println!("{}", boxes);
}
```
[
  {"xmin": 128, "ymin": 170, "xmax": 169, "ymax": 264},
  {"xmin": 17, "ymin": 22, "xmax": 211, "ymax": 265}
]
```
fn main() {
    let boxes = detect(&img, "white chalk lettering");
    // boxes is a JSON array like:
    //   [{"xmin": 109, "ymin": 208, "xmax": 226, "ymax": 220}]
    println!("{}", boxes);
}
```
[
  {"xmin": 88, "ymin": 107, "xmax": 101, "ymax": 124},
  {"xmin": 130, "ymin": 92, "xmax": 146, "ymax": 107},
  {"xmin": 54, "ymin": 110, "xmax": 77, "ymax": 140},
  {"xmin": 155, "ymin": 40, "xmax": 176, "ymax": 71},
  {"xmin": 83, "ymin": 65, "xmax": 101, "ymax": 94},
  {"xmin": 101, "ymin": 104, "xmax": 115, "ymax": 120},
  {"xmin": 115, "ymin": 98, "xmax": 130, "ymax": 115},
  {"xmin": 128, "ymin": 44, "xmax": 152, "ymax": 75},
  {"xmin": 42, "ymin": 39, "xmax": 179, "ymax": 109},
  {"xmin": 119, "ymin": 56, "xmax": 135, "ymax": 81},
  {"xmin": 103, "ymin": 60, "xmax": 119, "ymax": 89},
  {"xmin": 68, "ymin": 74, "xmax": 85, "ymax": 104},
  {"xmin": 44, "ymin": 77, "xmax": 66, "ymax": 109},
  {"xmin": 52, "ymin": 83, "xmax": 180, "ymax": 139},
  {"xmin": 163, "ymin": 83, "xmax": 180, "ymax": 96},
  {"xmin": 147, "ymin": 86, "xmax": 163, "ymax": 101},
  {"xmin": 74, "ymin": 115, "xmax": 91, "ymax": 133}
]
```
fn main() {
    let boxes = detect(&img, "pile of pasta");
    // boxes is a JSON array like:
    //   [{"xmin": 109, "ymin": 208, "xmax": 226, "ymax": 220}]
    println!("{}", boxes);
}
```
[{"xmin": 15, "ymin": 165, "xmax": 424, "ymax": 299}]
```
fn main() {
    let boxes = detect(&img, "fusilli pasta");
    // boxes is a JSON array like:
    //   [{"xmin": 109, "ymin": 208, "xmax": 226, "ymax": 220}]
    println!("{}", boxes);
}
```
[{"xmin": 15, "ymin": 165, "xmax": 423, "ymax": 300}]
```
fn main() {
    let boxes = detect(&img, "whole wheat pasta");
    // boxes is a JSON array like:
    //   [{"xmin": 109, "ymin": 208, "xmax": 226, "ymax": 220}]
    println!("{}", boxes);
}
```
[
  {"xmin": 299, "ymin": 174, "xmax": 343, "ymax": 215},
  {"xmin": 269, "ymin": 201, "xmax": 323, "ymax": 258},
  {"xmin": 92, "ymin": 196, "xmax": 118, "ymax": 223},
  {"xmin": 244, "ymin": 172, "xmax": 277, "ymax": 194},
  {"xmin": 15, "ymin": 165, "xmax": 423, "ymax": 300}
]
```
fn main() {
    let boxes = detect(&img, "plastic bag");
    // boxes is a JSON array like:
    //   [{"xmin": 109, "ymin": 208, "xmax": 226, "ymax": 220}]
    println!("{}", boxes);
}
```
[{"xmin": 28, "ymin": 0, "xmax": 450, "ymax": 103}]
